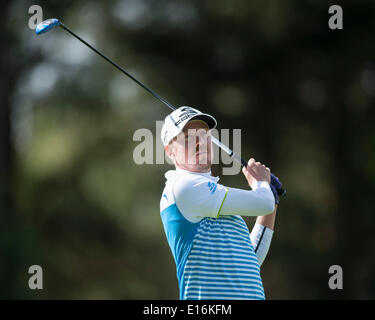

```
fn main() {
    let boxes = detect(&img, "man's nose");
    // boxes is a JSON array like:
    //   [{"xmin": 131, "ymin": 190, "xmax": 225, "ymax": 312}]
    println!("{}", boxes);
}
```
[{"xmin": 196, "ymin": 134, "xmax": 206, "ymax": 146}]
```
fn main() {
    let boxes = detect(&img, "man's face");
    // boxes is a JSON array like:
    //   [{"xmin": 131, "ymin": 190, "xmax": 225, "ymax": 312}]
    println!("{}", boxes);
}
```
[{"xmin": 167, "ymin": 120, "xmax": 212, "ymax": 172}]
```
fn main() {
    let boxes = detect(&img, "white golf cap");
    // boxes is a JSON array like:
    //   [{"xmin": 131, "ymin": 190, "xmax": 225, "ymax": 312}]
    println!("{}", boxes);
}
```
[{"xmin": 161, "ymin": 106, "xmax": 217, "ymax": 147}]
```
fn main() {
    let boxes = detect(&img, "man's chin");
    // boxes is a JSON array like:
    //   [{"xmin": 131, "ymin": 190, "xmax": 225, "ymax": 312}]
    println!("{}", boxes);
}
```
[{"xmin": 196, "ymin": 152, "xmax": 209, "ymax": 162}]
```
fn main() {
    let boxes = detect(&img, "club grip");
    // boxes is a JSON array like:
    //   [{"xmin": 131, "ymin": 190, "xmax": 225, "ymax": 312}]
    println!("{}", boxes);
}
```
[{"xmin": 241, "ymin": 159, "xmax": 286, "ymax": 197}]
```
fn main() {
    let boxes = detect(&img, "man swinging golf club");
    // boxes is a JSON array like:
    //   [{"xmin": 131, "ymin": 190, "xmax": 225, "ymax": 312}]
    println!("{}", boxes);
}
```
[
  {"xmin": 160, "ymin": 106, "xmax": 283, "ymax": 300},
  {"xmin": 34, "ymin": 18, "xmax": 284, "ymax": 300}
]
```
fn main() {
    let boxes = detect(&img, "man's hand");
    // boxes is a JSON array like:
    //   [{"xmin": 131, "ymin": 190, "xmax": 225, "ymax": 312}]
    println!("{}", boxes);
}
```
[{"xmin": 242, "ymin": 158, "xmax": 271, "ymax": 190}]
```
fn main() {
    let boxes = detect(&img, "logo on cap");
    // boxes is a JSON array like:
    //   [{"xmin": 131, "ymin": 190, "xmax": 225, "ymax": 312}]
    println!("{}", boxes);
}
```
[{"xmin": 174, "ymin": 108, "xmax": 199, "ymax": 127}]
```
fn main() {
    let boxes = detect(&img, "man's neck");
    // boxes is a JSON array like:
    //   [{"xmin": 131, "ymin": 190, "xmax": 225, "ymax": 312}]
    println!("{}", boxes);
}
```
[{"xmin": 175, "ymin": 164, "xmax": 211, "ymax": 174}]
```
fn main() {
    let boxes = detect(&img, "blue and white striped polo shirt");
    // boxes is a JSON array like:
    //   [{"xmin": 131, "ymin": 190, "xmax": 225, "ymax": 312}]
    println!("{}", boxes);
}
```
[{"xmin": 160, "ymin": 169, "xmax": 274, "ymax": 300}]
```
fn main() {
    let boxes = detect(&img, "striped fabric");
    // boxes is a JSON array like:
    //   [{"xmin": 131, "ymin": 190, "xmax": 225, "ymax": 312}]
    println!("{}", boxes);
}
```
[
  {"xmin": 160, "ymin": 169, "xmax": 268, "ymax": 300},
  {"xmin": 182, "ymin": 215, "xmax": 265, "ymax": 300}
]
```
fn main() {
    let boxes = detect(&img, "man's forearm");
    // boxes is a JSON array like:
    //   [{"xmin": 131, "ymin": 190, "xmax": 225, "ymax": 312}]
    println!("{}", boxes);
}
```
[
  {"xmin": 249, "ymin": 205, "xmax": 277, "ymax": 265},
  {"xmin": 220, "ymin": 183, "xmax": 275, "ymax": 217},
  {"xmin": 256, "ymin": 204, "xmax": 277, "ymax": 230}
]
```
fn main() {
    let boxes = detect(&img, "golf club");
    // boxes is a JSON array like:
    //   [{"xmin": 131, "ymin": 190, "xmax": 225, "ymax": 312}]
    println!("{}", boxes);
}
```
[{"xmin": 35, "ymin": 18, "xmax": 286, "ymax": 197}]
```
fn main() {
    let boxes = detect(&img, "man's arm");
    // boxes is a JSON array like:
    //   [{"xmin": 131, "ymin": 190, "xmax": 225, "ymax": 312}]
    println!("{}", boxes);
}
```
[
  {"xmin": 174, "ymin": 158, "xmax": 275, "ymax": 220},
  {"xmin": 173, "ymin": 174, "xmax": 274, "ymax": 221},
  {"xmin": 218, "ymin": 182, "xmax": 275, "ymax": 217},
  {"xmin": 219, "ymin": 158, "xmax": 275, "ymax": 217},
  {"xmin": 256, "ymin": 204, "xmax": 277, "ymax": 230},
  {"xmin": 250, "ymin": 205, "xmax": 277, "ymax": 266}
]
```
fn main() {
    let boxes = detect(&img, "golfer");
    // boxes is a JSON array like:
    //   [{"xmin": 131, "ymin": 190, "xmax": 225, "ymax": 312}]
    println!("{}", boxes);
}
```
[{"xmin": 160, "ymin": 106, "xmax": 280, "ymax": 300}]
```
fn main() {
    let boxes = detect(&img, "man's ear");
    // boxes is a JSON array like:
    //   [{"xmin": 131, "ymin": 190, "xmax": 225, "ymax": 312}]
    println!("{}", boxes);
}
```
[{"xmin": 165, "ymin": 144, "xmax": 175, "ymax": 159}]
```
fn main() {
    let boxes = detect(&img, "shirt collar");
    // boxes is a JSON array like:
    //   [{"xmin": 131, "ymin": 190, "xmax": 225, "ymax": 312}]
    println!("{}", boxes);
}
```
[
  {"xmin": 165, "ymin": 168, "xmax": 220, "ymax": 182},
  {"xmin": 176, "ymin": 167, "xmax": 212, "ymax": 177}
]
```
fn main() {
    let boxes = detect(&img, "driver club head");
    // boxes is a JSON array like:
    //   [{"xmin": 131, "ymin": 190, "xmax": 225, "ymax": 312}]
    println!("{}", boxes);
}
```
[{"xmin": 35, "ymin": 18, "xmax": 61, "ymax": 35}]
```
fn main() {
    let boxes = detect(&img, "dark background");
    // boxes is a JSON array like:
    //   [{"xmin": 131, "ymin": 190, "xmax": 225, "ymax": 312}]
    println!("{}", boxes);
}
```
[{"xmin": 1, "ymin": 0, "xmax": 374, "ymax": 299}]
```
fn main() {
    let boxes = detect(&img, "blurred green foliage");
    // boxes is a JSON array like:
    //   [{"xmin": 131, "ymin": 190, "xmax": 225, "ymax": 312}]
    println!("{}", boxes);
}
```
[{"xmin": 1, "ymin": 0, "xmax": 374, "ymax": 299}]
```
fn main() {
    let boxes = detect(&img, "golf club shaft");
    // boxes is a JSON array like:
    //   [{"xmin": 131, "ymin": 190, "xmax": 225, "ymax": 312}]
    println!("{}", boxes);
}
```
[
  {"xmin": 211, "ymin": 136, "xmax": 245, "ymax": 166},
  {"xmin": 57, "ymin": 22, "xmax": 285, "ymax": 196}
]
